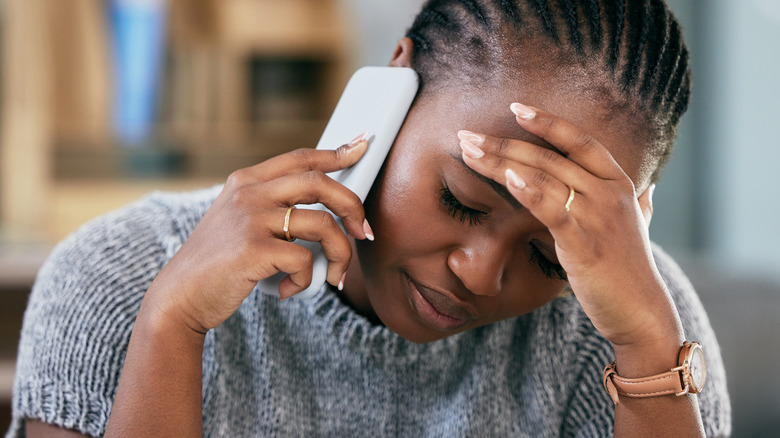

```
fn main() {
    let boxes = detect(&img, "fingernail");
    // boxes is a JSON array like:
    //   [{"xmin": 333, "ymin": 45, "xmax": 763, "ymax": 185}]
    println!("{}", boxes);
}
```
[
  {"xmin": 510, "ymin": 103, "xmax": 536, "ymax": 120},
  {"xmin": 505, "ymin": 168, "xmax": 526, "ymax": 189},
  {"xmin": 460, "ymin": 140, "xmax": 485, "ymax": 159},
  {"xmin": 338, "ymin": 272, "xmax": 347, "ymax": 291},
  {"xmin": 457, "ymin": 130, "xmax": 485, "ymax": 147},
  {"xmin": 348, "ymin": 131, "xmax": 370, "ymax": 147},
  {"xmin": 363, "ymin": 218, "xmax": 375, "ymax": 241}
]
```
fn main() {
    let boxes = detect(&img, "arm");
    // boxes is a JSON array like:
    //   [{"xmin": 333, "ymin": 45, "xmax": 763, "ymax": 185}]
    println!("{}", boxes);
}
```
[
  {"xmin": 103, "ymin": 137, "xmax": 372, "ymax": 436},
  {"xmin": 26, "ymin": 421, "xmax": 92, "ymax": 438},
  {"xmin": 458, "ymin": 103, "xmax": 705, "ymax": 437}
]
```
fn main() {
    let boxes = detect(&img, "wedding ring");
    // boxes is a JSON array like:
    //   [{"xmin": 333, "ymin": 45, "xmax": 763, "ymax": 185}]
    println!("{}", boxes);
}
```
[
  {"xmin": 564, "ymin": 186, "xmax": 575, "ymax": 212},
  {"xmin": 283, "ymin": 206, "xmax": 296, "ymax": 242}
]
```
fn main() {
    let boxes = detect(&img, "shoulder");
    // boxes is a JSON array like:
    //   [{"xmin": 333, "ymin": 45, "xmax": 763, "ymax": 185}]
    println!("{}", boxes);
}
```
[{"xmin": 8, "ymin": 186, "xmax": 222, "ymax": 437}]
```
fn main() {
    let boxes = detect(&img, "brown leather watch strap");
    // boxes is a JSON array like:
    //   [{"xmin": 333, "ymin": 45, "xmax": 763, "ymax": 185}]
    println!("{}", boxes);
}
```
[
  {"xmin": 603, "ymin": 341, "xmax": 706, "ymax": 405},
  {"xmin": 603, "ymin": 362, "xmax": 685, "ymax": 405}
]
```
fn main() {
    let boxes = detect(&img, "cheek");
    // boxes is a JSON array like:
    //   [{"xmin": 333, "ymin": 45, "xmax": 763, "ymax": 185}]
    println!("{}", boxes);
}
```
[
  {"xmin": 488, "ymin": 253, "xmax": 570, "ymax": 321},
  {"xmin": 358, "ymin": 149, "xmax": 428, "ymax": 280}
]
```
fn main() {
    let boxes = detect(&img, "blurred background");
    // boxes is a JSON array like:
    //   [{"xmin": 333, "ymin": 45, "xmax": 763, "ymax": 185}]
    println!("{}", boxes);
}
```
[{"xmin": 0, "ymin": 0, "xmax": 777, "ymax": 436}]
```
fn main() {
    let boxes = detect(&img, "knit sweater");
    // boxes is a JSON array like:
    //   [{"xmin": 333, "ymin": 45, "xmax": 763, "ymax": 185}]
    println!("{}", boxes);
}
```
[{"xmin": 8, "ymin": 186, "xmax": 731, "ymax": 437}]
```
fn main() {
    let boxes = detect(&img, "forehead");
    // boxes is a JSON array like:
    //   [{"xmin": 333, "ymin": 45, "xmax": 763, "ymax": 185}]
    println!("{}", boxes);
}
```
[{"xmin": 408, "ymin": 77, "xmax": 651, "ymax": 187}]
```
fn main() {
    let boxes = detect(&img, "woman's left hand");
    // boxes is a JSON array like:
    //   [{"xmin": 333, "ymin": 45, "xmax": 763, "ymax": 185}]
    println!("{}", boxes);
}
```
[{"xmin": 458, "ymin": 103, "xmax": 683, "ymax": 353}]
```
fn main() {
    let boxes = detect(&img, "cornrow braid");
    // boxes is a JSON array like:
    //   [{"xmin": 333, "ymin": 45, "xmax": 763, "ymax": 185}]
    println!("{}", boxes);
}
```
[
  {"xmin": 621, "ymin": 0, "xmax": 650, "ymax": 89},
  {"xmin": 406, "ymin": 0, "xmax": 692, "ymax": 184},
  {"xmin": 584, "ymin": 0, "xmax": 603, "ymax": 52},
  {"xmin": 559, "ymin": 0, "xmax": 584, "ymax": 55}
]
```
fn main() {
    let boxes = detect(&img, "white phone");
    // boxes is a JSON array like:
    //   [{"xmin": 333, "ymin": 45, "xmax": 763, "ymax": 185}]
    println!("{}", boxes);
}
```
[{"xmin": 258, "ymin": 66, "xmax": 419, "ymax": 299}]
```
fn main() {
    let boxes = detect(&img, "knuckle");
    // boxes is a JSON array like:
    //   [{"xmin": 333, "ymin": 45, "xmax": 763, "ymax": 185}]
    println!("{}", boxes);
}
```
[
  {"xmin": 296, "ymin": 247, "xmax": 314, "ymax": 268},
  {"xmin": 292, "ymin": 148, "xmax": 318, "ymax": 171},
  {"xmin": 535, "ymin": 147, "xmax": 560, "ymax": 167},
  {"xmin": 301, "ymin": 170, "xmax": 327, "ymax": 187},
  {"xmin": 343, "ymin": 193, "xmax": 365, "ymax": 217},
  {"xmin": 529, "ymin": 189, "xmax": 545, "ymax": 206},
  {"xmin": 539, "ymin": 114, "xmax": 557, "ymax": 133},
  {"xmin": 530, "ymin": 170, "xmax": 551, "ymax": 188},
  {"xmin": 327, "ymin": 238, "xmax": 352, "ymax": 262},
  {"xmin": 227, "ymin": 184, "xmax": 253, "ymax": 208},
  {"xmin": 492, "ymin": 154, "xmax": 507, "ymax": 171},
  {"xmin": 225, "ymin": 168, "xmax": 249, "ymax": 188},
  {"xmin": 496, "ymin": 137, "xmax": 512, "ymax": 154},
  {"xmin": 572, "ymin": 132, "xmax": 597, "ymax": 152},
  {"xmin": 313, "ymin": 210, "xmax": 337, "ymax": 229}
]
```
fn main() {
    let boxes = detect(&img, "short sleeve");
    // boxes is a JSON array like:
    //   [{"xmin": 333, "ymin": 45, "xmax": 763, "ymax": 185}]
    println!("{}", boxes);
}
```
[
  {"xmin": 7, "ymin": 196, "xmax": 183, "ymax": 437},
  {"xmin": 561, "ymin": 243, "xmax": 732, "ymax": 437}
]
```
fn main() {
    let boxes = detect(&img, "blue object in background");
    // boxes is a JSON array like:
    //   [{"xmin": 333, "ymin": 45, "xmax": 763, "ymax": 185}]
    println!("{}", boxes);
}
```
[{"xmin": 109, "ymin": 0, "xmax": 168, "ymax": 146}]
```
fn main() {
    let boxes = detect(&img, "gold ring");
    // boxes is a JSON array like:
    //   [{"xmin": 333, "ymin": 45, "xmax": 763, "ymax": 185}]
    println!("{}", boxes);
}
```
[
  {"xmin": 283, "ymin": 206, "xmax": 296, "ymax": 242},
  {"xmin": 564, "ymin": 186, "xmax": 575, "ymax": 212}
]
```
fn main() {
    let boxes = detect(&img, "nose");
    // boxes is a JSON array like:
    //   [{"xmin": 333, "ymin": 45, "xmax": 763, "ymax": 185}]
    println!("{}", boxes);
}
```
[{"xmin": 447, "ymin": 240, "xmax": 511, "ymax": 297}]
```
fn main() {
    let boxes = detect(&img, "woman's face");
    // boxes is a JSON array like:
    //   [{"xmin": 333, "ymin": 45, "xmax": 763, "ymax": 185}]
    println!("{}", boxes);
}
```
[{"xmin": 347, "ymin": 76, "xmax": 647, "ymax": 344}]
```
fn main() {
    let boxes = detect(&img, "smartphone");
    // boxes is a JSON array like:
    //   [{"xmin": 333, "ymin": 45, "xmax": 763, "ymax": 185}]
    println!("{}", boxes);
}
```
[{"xmin": 258, "ymin": 66, "xmax": 419, "ymax": 299}]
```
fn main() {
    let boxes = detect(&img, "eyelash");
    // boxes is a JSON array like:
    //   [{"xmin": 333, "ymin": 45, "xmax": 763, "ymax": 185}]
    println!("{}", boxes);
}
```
[
  {"xmin": 439, "ymin": 185, "xmax": 487, "ymax": 226},
  {"xmin": 439, "ymin": 185, "xmax": 567, "ymax": 281},
  {"xmin": 529, "ymin": 240, "xmax": 568, "ymax": 281}
]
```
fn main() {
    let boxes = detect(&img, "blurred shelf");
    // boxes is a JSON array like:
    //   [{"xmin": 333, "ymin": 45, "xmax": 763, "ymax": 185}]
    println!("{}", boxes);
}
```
[
  {"xmin": 215, "ymin": 0, "xmax": 348, "ymax": 57},
  {"xmin": 0, "ymin": 359, "xmax": 14, "ymax": 401},
  {"xmin": 1, "ymin": 0, "xmax": 351, "ymax": 243}
]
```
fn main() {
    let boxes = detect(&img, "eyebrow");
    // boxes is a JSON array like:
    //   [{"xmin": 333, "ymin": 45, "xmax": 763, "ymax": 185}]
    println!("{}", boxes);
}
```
[{"xmin": 448, "ymin": 153, "xmax": 525, "ymax": 211}]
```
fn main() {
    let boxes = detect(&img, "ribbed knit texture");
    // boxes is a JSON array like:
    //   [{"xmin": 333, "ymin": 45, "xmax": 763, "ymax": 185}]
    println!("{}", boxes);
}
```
[{"xmin": 7, "ymin": 187, "xmax": 731, "ymax": 437}]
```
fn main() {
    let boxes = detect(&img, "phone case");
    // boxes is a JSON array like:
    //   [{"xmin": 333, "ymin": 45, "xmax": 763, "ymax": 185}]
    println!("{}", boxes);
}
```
[{"xmin": 258, "ymin": 66, "xmax": 419, "ymax": 299}]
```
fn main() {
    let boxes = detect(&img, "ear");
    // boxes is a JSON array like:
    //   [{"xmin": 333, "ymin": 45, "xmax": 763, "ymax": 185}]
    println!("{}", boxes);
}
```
[
  {"xmin": 389, "ymin": 37, "xmax": 414, "ymax": 68},
  {"xmin": 637, "ymin": 184, "xmax": 656, "ymax": 228}
]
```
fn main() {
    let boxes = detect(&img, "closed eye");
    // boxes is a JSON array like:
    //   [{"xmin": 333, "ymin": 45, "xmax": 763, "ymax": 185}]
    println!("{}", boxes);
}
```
[
  {"xmin": 439, "ymin": 185, "xmax": 488, "ymax": 226},
  {"xmin": 529, "ymin": 240, "xmax": 567, "ymax": 281}
]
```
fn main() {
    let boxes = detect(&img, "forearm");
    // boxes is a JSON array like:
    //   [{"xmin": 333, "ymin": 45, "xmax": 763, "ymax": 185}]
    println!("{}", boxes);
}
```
[
  {"xmin": 613, "ymin": 356, "xmax": 705, "ymax": 437},
  {"xmin": 105, "ymin": 292, "xmax": 206, "ymax": 438},
  {"xmin": 611, "ymin": 296, "xmax": 705, "ymax": 437}
]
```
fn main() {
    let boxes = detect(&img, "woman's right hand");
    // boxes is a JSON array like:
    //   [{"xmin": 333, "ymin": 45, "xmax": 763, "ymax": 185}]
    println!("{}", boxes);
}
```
[{"xmin": 145, "ymin": 134, "xmax": 372, "ymax": 334}]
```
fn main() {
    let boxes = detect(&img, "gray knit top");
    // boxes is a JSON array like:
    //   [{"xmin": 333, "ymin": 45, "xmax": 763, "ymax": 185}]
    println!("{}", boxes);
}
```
[{"xmin": 8, "ymin": 187, "xmax": 731, "ymax": 437}]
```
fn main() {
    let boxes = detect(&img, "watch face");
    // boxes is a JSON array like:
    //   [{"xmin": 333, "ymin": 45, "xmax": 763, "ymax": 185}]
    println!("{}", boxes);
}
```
[{"xmin": 688, "ymin": 345, "xmax": 707, "ymax": 392}]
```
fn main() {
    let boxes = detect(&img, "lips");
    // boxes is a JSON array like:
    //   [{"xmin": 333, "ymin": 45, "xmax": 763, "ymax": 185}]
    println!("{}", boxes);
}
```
[{"xmin": 405, "ymin": 273, "xmax": 478, "ymax": 331}]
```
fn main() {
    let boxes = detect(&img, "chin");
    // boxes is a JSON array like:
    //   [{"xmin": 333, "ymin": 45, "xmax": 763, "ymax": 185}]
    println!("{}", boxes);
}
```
[{"xmin": 373, "ymin": 305, "xmax": 472, "ymax": 344}]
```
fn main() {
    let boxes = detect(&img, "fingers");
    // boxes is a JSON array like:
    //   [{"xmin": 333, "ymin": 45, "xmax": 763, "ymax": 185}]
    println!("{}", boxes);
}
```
[
  {"xmin": 274, "ymin": 207, "xmax": 354, "ymax": 288},
  {"xmin": 227, "ymin": 132, "xmax": 370, "ymax": 185},
  {"xmin": 263, "ymin": 171, "xmax": 369, "ymax": 239},
  {"xmin": 458, "ymin": 129, "xmax": 585, "ymax": 230},
  {"xmin": 504, "ymin": 167, "xmax": 579, "ymax": 231},
  {"xmin": 509, "ymin": 103, "xmax": 625, "ymax": 181},
  {"xmin": 458, "ymin": 129, "xmax": 596, "ymax": 195},
  {"xmin": 264, "ymin": 240, "xmax": 315, "ymax": 300}
]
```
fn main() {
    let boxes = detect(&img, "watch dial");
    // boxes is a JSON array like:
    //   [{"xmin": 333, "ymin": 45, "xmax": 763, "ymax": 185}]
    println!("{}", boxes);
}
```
[{"xmin": 690, "ymin": 347, "xmax": 706, "ymax": 391}]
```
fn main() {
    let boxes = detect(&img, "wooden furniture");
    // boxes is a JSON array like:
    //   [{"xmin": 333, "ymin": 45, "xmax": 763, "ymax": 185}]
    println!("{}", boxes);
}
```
[{"xmin": 1, "ymin": 0, "xmax": 352, "ymax": 243}]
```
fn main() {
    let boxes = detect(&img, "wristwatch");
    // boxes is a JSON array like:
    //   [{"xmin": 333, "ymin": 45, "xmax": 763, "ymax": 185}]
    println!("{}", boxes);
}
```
[{"xmin": 602, "ymin": 341, "xmax": 706, "ymax": 405}]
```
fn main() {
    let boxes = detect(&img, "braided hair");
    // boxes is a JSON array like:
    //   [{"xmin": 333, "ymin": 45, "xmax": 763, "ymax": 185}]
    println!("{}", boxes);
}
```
[{"xmin": 406, "ymin": 0, "xmax": 691, "ymax": 184}]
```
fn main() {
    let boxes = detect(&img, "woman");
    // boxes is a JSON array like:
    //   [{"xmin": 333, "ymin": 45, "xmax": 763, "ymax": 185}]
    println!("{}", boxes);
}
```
[{"xmin": 11, "ymin": 0, "xmax": 731, "ymax": 436}]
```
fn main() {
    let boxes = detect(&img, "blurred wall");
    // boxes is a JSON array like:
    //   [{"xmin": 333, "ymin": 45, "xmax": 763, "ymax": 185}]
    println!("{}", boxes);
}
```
[
  {"xmin": 652, "ymin": 0, "xmax": 780, "ymax": 282},
  {"xmin": 340, "ymin": 0, "xmax": 421, "ymax": 68}
]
